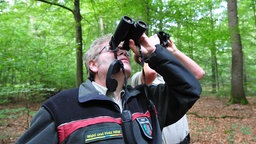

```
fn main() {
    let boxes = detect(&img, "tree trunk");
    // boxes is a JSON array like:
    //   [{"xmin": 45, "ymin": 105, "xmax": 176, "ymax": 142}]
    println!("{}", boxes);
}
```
[
  {"xmin": 74, "ymin": 0, "xmax": 83, "ymax": 87},
  {"xmin": 210, "ymin": 5, "xmax": 218, "ymax": 93},
  {"xmin": 37, "ymin": 0, "xmax": 84, "ymax": 87},
  {"xmin": 227, "ymin": 0, "xmax": 248, "ymax": 104}
]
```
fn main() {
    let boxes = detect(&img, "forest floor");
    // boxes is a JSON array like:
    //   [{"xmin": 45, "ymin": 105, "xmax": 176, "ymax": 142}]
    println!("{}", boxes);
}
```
[{"xmin": 0, "ymin": 96, "xmax": 255, "ymax": 144}]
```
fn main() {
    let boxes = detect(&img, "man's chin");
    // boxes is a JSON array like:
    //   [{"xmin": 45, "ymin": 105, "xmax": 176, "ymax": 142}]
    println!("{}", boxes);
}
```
[
  {"xmin": 121, "ymin": 59, "xmax": 130, "ymax": 64},
  {"xmin": 124, "ymin": 68, "xmax": 132, "ymax": 78}
]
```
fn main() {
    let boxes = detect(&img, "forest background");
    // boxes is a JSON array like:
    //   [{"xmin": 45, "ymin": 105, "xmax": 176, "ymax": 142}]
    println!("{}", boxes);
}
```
[{"xmin": 0, "ymin": 0, "xmax": 255, "ymax": 143}]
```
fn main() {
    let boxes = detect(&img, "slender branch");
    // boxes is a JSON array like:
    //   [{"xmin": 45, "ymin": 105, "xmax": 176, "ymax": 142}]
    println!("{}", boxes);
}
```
[
  {"xmin": 36, "ymin": 0, "xmax": 74, "ymax": 15},
  {"xmin": 187, "ymin": 112, "xmax": 246, "ymax": 120}
]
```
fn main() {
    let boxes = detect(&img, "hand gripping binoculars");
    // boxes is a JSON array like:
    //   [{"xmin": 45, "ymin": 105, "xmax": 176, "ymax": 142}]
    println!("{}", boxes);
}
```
[
  {"xmin": 157, "ymin": 31, "xmax": 170, "ymax": 48},
  {"xmin": 109, "ymin": 16, "xmax": 148, "ymax": 51}
]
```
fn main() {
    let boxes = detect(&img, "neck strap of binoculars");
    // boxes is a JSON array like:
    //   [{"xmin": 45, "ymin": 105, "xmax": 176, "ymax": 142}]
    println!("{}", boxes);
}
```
[
  {"xmin": 139, "ymin": 47, "xmax": 162, "ymax": 144},
  {"xmin": 106, "ymin": 46, "xmax": 162, "ymax": 144}
]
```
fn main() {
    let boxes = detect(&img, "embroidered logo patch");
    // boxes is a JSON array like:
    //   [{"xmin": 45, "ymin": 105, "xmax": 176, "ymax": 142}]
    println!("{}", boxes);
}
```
[
  {"xmin": 136, "ymin": 117, "xmax": 152, "ymax": 139},
  {"xmin": 84, "ymin": 125, "xmax": 122, "ymax": 143}
]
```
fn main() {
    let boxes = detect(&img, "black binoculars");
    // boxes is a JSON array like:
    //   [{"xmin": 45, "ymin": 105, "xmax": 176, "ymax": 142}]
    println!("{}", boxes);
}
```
[
  {"xmin": 109, "ymin": 16, "xmax": 148, "ymax": 51},
  {"xmin": 157, "ymin": 31, "xmax": 170, "ymax": 48}
]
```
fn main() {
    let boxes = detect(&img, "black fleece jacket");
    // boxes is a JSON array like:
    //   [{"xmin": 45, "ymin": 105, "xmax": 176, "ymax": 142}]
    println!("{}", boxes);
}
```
[{"xmin": 16, "ymin": 45, "xmax": 201, "ymax": 144}]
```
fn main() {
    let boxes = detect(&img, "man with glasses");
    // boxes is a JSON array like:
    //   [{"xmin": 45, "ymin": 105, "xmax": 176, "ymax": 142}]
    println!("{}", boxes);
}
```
[{"xmin": 16, "ymin": 33, "xmax": 201, "ymax": 144}]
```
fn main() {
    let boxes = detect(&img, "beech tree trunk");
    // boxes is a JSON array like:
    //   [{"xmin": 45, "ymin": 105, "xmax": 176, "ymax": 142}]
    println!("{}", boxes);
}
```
[
  {"xmin": 227, "ymin": 0, "xmax": 248, "ymax": 104},
  {"xmin": 74, "ymin": 0, "xmax": 83, "ymax": 86}
]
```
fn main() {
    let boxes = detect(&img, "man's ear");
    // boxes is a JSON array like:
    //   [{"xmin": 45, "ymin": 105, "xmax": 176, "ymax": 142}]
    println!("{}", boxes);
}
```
[{"xmin": 89, "ymin": 60, "xmax": 98, "ymax": 73}]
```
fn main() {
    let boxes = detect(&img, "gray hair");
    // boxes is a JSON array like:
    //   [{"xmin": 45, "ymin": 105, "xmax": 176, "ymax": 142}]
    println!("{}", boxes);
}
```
[{"xmin": 84, "ymin": 34, "xmax": 112, "ymax": 80}]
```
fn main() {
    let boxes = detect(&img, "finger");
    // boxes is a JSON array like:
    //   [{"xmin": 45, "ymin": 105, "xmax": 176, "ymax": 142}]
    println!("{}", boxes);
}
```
[
  {"xmin": 167, "ymin": 39, "xmax": 172, "ymax": 47},
  {"xmin": 129, "ymin": 39, "xmax": 139, "ymax": 55}
]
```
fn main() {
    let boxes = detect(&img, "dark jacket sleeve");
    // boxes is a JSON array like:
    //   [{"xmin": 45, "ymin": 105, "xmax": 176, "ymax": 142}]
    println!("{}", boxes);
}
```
[
  {"xmin": 146, "ymin": 44, "xmax": 202, "ymax": 129},
  {"xmin": 15, "ymin": 107, "xmax": 58, "ymax": 144}
]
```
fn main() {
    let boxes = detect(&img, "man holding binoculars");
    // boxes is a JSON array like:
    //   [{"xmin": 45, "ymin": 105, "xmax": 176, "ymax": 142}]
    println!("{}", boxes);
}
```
[{"xmin": 16, "ymin": 16, "xmax": 201, "ymax": 144}]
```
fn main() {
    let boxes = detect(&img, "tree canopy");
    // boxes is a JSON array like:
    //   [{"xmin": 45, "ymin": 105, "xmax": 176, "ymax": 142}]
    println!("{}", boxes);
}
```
[{"xmin": 0, "ymin": 0, "xmax": 255, "ymax": 103}]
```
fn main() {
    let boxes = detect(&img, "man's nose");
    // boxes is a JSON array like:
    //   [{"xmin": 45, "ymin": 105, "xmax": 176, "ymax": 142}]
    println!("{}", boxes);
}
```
[{"xmin": 118, "ymin": 49, "xmax": 129, "ymax": 57}]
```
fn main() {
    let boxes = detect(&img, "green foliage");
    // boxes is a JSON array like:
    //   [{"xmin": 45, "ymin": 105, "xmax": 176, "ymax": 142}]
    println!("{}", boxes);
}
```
[
  {"xmin": 227, "ymin": 123, "xmax": 237, "ymax": 144},
  {"xmin": 0, "ymin": 0, "xmax": 255, "ymax": 104},
  {"xmin": 0, "ymin": 107, "xmax": 27, "ymax": 119},
  {"xmin": 1, "ymin": 0, "xmax": 76, "ymax": 89},
  {"xmin": 0, "ymin": 83, "xmax": 58, "ymax": 104},
  {"xmin": 228, "ymin": 96, "xmax": 249, "ymax": 105},
  {"xmin": 240, "ymin": 126, "xmax": 251, "ymax": 135}
]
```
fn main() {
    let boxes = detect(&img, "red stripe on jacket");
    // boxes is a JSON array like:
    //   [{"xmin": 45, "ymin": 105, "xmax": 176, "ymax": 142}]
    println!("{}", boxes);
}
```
[{"xmin": 58, "ymin": 111, "xmax": 151, "ymax": 143}]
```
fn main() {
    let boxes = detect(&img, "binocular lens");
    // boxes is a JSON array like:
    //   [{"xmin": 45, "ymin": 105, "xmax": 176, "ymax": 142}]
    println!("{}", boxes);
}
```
[
  {"xmin": 123, "ymin": 16, "xmax": 135, "ymax": 25},
  {"xmin": 137, "ymin": 20, "xmax": 148, "ymax": 29}
]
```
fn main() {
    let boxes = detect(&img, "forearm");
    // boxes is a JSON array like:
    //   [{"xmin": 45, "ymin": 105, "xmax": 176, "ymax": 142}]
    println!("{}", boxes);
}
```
[
  {"xmin": 148, "ymin": 45, "xmax": 202, "ymax": 93},
  {"xmin": 171, "ymin": 49, "xmax": 205, "ymax": 80},
  {"xmin": 142, "ymin": 63, "xmax": 157, "ymax": 84},
  {"xmin": 146, "ymin": 45, "xmax": 202, "ymax": 126}
]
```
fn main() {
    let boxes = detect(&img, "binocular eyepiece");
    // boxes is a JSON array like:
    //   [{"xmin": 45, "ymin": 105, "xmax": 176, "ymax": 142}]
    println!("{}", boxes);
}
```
[{"xmin": 109, "ymin": 16, "xmax": 148, "ymax": 51}]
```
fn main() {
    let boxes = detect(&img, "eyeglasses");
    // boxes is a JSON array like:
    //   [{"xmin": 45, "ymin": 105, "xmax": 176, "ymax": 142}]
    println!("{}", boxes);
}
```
[{"xmin": 95, "ymin": 45, "xmax": 130, "ymax": 57}]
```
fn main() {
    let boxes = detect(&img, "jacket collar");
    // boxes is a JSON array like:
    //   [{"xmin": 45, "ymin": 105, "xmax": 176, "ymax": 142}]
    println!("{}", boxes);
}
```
[{"xmin": 78, "ymin": 80, "xmax": 140, "ymax": 103}]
